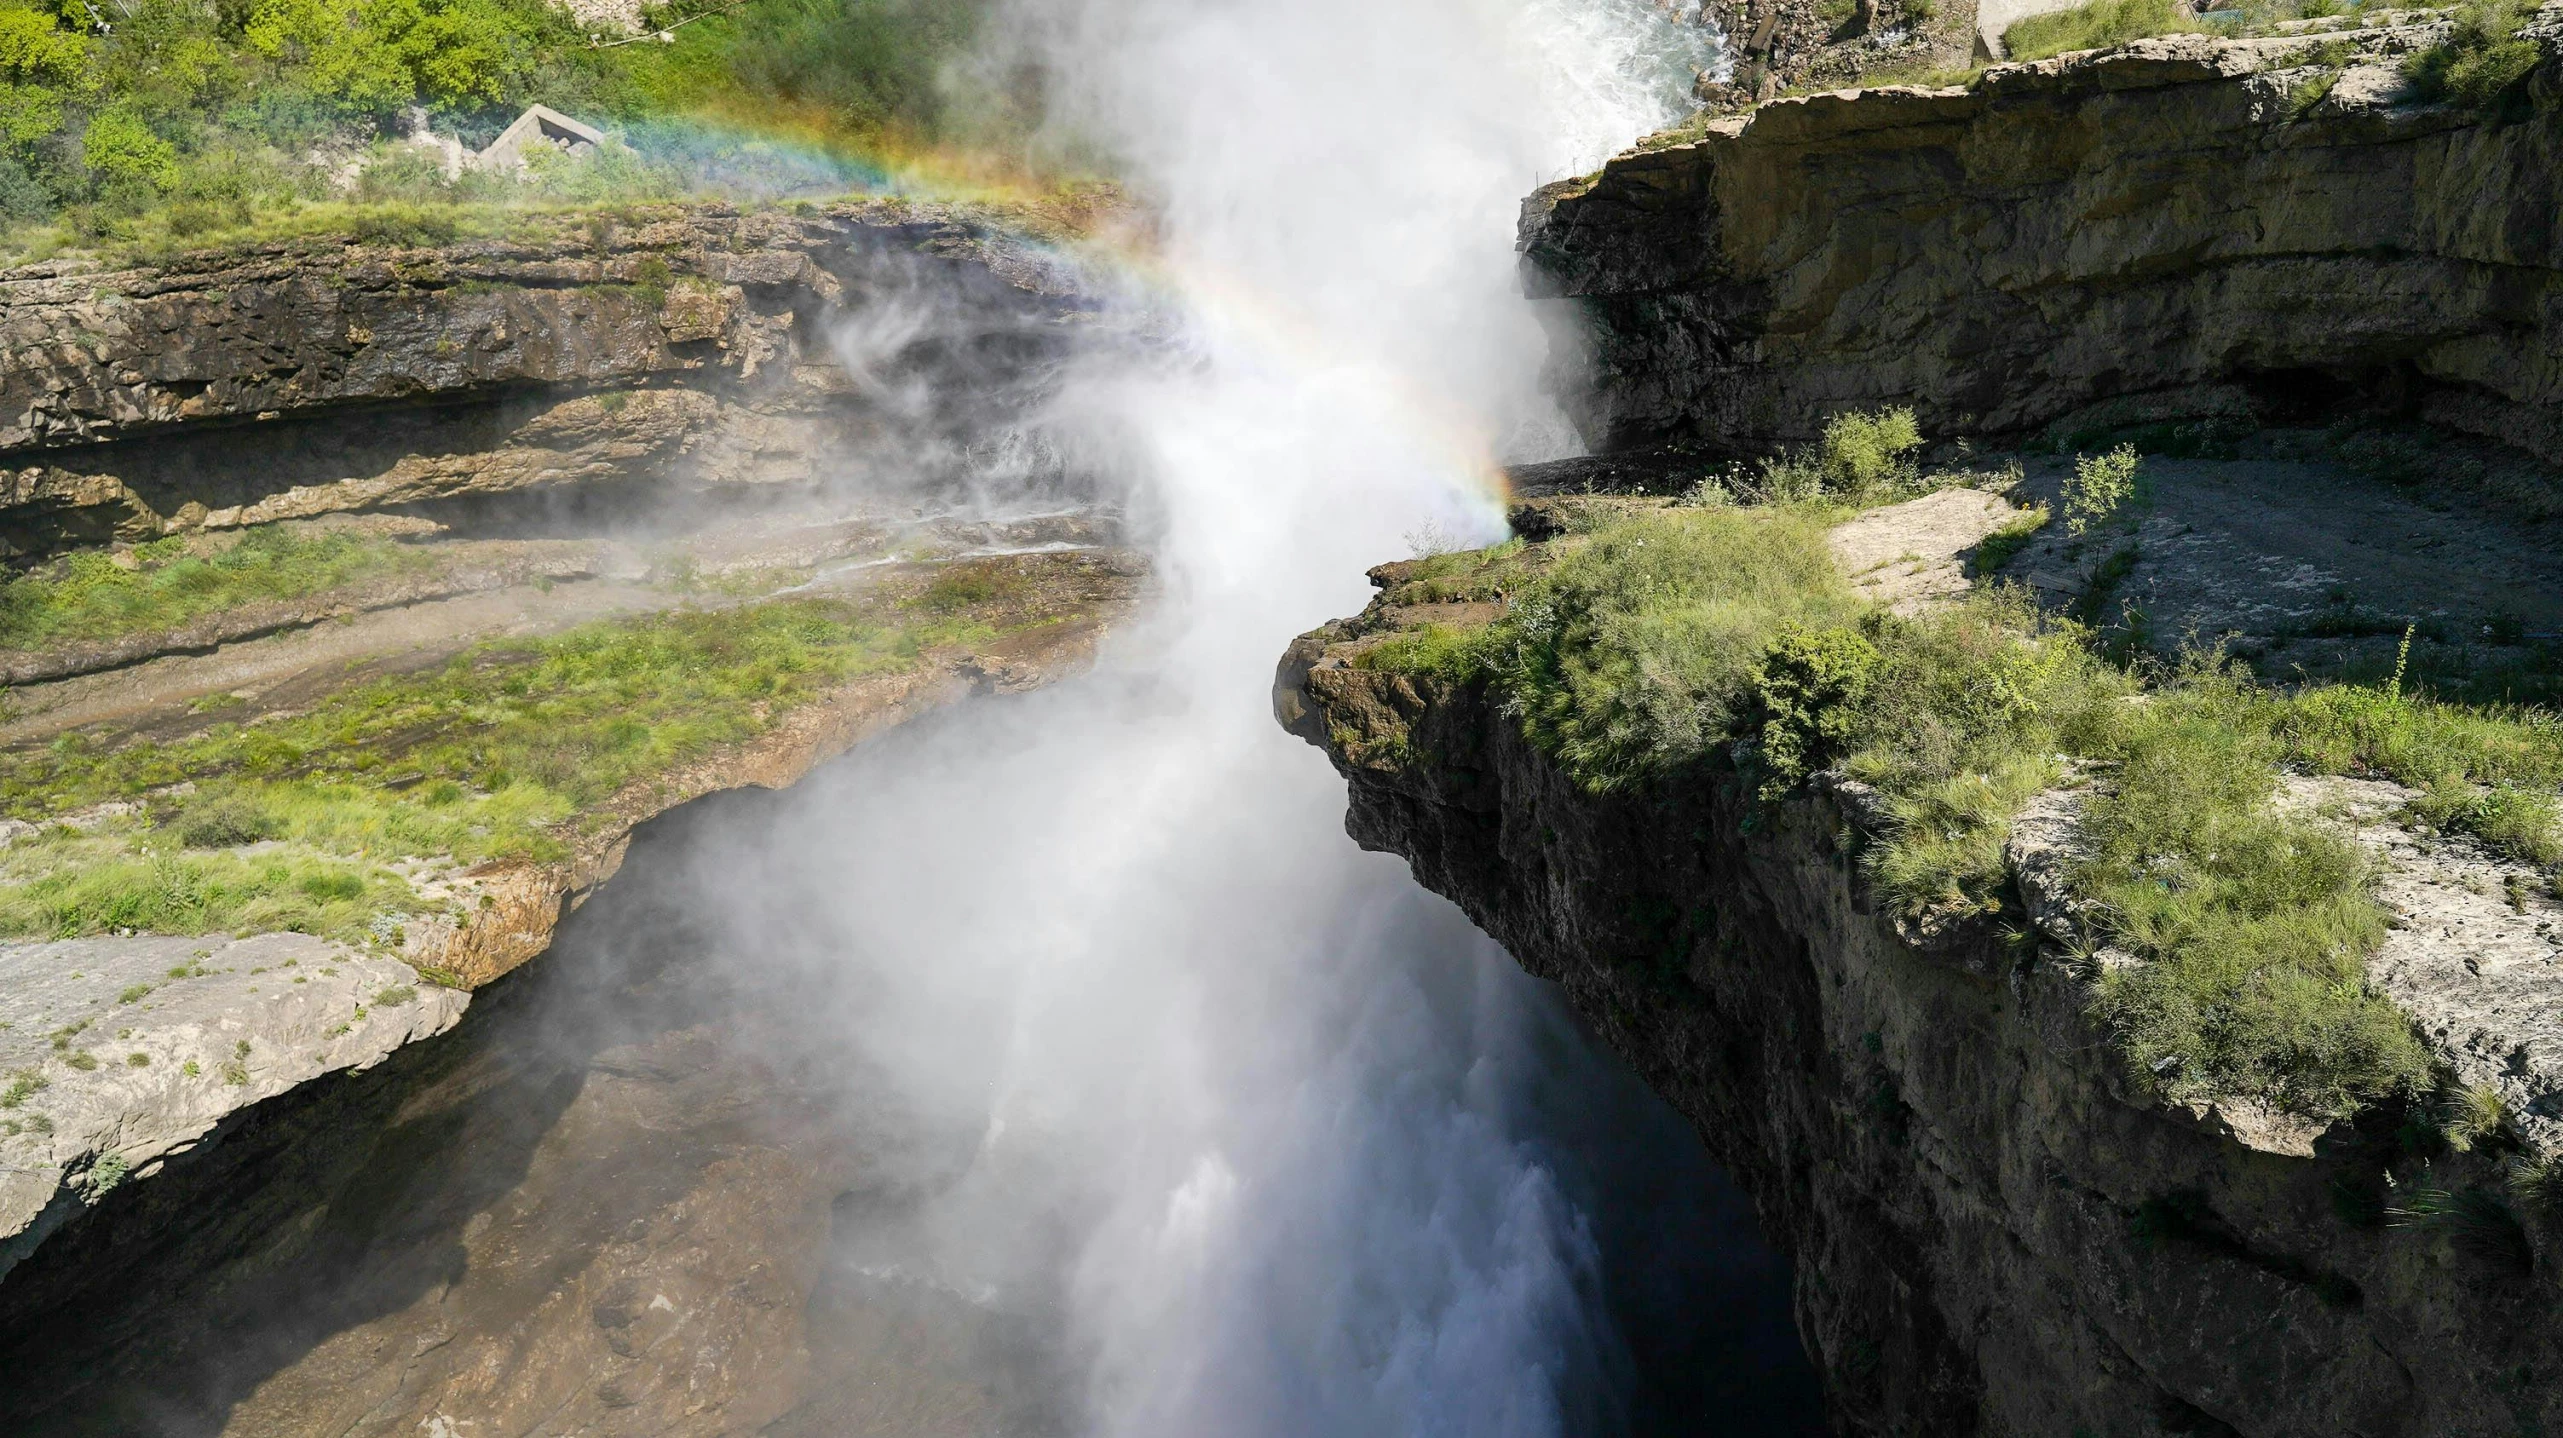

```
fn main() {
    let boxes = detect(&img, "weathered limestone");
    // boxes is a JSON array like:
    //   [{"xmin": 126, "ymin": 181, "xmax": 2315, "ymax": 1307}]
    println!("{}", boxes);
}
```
[
  {"xmin": 1523, "ymin": 27, "xmax": 2563, "ymax": 463},
  {"xmin": 0, "ymin": 199, "xmax": 1099, "ymax": 555}
]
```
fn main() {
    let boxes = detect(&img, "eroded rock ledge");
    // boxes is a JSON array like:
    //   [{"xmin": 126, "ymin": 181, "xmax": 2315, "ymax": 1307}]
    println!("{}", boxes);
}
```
[
  {"xmin": 0, "ymin": 198, "xmax": 1097, "ymax": 556},
  {"xmin": 1525, "ymin": 28, "xmax": 2563, "ymax": 461},
  {"xmin": 1275, "ymin": 508, "xmax": 2563, "ymax": 1437}
]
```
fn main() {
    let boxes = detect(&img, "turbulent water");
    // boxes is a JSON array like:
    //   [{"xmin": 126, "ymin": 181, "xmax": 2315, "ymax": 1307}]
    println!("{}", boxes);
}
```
[
  {"xmin": 8, "ymin": 0, "xmax": 1830, "ymax": 1432},
  {"xmin": 699, "ymin": 0, "xmax": 1804, "ymax": 1430}
]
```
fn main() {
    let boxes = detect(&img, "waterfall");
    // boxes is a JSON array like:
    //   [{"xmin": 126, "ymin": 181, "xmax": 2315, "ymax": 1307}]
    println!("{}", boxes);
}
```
[{"xmin": 645, "ymin": 0, "xmax": 1799, "ymax": 1432}]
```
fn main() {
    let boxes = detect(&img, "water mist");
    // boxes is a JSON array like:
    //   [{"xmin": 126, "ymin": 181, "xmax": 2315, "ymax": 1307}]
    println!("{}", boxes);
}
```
[{"xmin": 643, "ymin": 0, "xmax": 1795, "ymax": 1432}]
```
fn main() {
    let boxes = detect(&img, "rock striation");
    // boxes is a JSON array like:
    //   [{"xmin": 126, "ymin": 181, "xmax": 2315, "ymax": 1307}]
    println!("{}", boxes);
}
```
[
  {"xmin": 1524, "ymin": 27, "xmax": 2563, "ymax": 462},
  {"xmin": 0, "ymin": 198, "xmax": 1100, "ymax": 556},
  {"xmin": 1275, "ymin": 503, "xmax": 2563, "ymax": 1436}
]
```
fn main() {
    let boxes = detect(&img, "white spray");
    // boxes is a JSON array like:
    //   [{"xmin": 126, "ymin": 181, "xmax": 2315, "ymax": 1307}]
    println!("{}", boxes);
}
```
[{"xmin": 704, "ymin": 0, "xmax": 1728, "ymax": 1431}]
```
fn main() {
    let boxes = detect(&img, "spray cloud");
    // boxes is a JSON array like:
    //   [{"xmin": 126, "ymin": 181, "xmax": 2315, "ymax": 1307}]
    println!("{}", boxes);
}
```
[{"xmin": 664, "ymin": 0, "xmax": 1742, "ymax": 1431}]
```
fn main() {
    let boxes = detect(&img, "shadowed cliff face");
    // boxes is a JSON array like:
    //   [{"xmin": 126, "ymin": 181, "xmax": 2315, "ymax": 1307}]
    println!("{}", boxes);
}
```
[
  {"xmin": 1523, "ymin": 28, "xmax": 2563, "ymax": 460},
  {"xmin": 1272, "ymin": 494, "xmax": 2563, "ymax": 1438}
]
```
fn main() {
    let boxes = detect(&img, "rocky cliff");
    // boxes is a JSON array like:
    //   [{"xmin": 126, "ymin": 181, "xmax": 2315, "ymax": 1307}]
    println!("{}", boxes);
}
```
[
  {"xmin": 0, "ymin": 198, "xmax": 1096, "ymax": 556},
  {"xmin": 1525, "ymin": 23, "xmax": 2563, "ymax": 462},
  {"xmin": 1275, "ymin": 492, "xmax": 2563, "ymax": 1435},
  {"xmin": 0, "ymin": 198, "xmax": 1147, "ymax": 1336}
]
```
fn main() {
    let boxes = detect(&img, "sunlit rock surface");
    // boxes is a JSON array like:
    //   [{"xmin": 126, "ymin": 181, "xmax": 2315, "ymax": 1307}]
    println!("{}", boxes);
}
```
[{"xmin": 1523, "ymin": 28, "xmax": 2563, "ymax": 460}]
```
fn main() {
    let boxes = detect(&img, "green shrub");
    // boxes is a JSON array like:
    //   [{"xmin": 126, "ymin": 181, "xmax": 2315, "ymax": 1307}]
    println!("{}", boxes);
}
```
[
  {"xmin": 2403, "ymin": 0, "xmax": 2540, "ymax": 115},
  {"xmin": 81, "ymin": 104, "xmax": 179, "ymax": 193},
  {"xmin": 1749, "ymin": 624, "xmax": 1882, "ymax": 798},
  {"xmin": 2064, "ymin": 445, "xmax": 2141, "ymax": 534},
  {"xmin": 1820, "ymin": 408, "xmax": 1924, "ymax": 494},
  {"xmin": 1480, "ymin": 505, "xmax": 1863, "ymax": 790},
  {"xmin": 2004, "ymin": 0, "xmax": 2198, "ymax": 60},
  {"xmin": 175, "ymin": 794, "xmax": 282, "ymax": 849},
  {"xmin": 1749, "ymin": 407, "xmax": 1928, "ymax": 503}
]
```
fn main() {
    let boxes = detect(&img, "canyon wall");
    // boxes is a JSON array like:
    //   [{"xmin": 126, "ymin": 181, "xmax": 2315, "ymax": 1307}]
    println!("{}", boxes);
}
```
[
  {"xmin": 0, "ymin": 199, "xmax": 1096, "ymax": 556},
  {"xmin": 1524, "ymin": 25, "xmax": 2563, "ymax": 460},
  {"xmin": 1277, "ymin": 624, "xmax": 2560, "ymax": 1436}
]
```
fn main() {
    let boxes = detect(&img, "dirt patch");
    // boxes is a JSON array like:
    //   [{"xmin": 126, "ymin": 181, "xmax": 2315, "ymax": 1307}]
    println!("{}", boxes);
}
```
[{"xmin": 1827, "ymin": 487, "xmax": 2021, "ymax": 613}]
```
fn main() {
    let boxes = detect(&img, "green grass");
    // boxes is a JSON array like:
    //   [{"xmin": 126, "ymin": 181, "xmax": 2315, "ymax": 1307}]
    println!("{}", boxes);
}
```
[
  {"xmin": 2403, "ymin": 0, "xmax": 2540, "ymax": 115},
  {"xmin": 1358, "ymin": 485, "xmax": 2563, "ymax": 1121},
  {"xmin": 2079, "ymin": 669, "xmax": 2430, "ymax": 1119},
  {"xmin": 0, "ymin": 592, "xmax": 1010, "ymax": 942},
  {"xmin": 0, "ymin": 524, "xmax": 434, "ymax": 652},
  {"xmin": 1475, "ymin": 504, "xmax": 1864, "ymax": 790},
  {"xmin": 2003, "ymin": 0, "xmax": 2199, "ymax": 60}
]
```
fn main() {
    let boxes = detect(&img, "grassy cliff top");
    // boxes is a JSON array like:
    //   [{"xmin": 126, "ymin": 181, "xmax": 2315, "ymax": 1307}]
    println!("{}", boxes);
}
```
[{"xmin": 1335, "ymin": 414, "xmax": 2563, "ymax": 1128}]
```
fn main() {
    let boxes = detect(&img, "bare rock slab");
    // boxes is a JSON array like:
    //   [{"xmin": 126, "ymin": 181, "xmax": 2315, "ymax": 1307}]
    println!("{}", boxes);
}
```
[{"xmin": 0, "ymin": 932, "xmax": 465, "ymax": 1282}]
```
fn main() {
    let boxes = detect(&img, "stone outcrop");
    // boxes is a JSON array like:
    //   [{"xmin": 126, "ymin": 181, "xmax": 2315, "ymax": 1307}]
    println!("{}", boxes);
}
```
[
  {"xmin": 0, "ymin": 547, "xmax": 1141, "ymax": 1308},
  {"xmin": 0, "ymin": 198, "xmax": 1149, "ymax": 1338},
  {"xmin": 0, "ymin": 198, "xmax": 1100, "ymax": 556},
  {"xmin": 1524, "ymin": 26, "xmax": 2563, "ymax": 462},
  {"xmin": 1274, "ymin": 508, "xmax": 2563, "ymax": 1436}
]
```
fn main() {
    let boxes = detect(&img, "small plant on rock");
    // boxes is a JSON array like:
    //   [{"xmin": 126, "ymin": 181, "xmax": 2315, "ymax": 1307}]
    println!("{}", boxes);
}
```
[
  {"xmin": 2444, "ymin": 1082, "xmax": 2514, "ymax": 1152},
  {"xmin": 2064, "ymin": 445, "xmax": 2142, "ymax": 534}
]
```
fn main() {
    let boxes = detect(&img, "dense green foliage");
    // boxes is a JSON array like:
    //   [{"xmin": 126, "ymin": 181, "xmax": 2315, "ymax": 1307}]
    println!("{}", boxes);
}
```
[
  {"xmin": 0, "ymin": 592, "xmax": 1008, "ymax": 940},
  {"xmin": 2002, "ymin": 0, "xmax": 2198, "ymax": 61},
  {"xmin": 2403, "ymin": 0, "xmax": 2541, "ymax": 115},
  {"xmin": 1357, "ymin": 473, "xmax": 2563, "ymax": 1119},
  {"xmin": 0, "ymin": 0, "xmax": 1002, "ymax": 240},
  {"xmin": 0, "ymin": 524, "xmax": 433, "ymax": 650},
  {"xmin": 1473, "ymin": 505, "xmax": 1862, "ymax": 790}
]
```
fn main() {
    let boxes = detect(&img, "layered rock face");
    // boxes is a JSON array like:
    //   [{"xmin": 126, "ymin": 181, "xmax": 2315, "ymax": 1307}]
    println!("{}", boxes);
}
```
[
  {"xmin": 1277, "ymin": 599, "xmax": 2563, "ymax": 1437},
  {"xmin": 0, "ymin": 199, "xmax": 1095, "ymax": 555},
  {"xmin": 1525, "ymin": 30, "xmax": 2563, "ymax": 460},
  {"xmin": 0, "ymin": 199, "xmax": 1148, "ymax": 1366}
]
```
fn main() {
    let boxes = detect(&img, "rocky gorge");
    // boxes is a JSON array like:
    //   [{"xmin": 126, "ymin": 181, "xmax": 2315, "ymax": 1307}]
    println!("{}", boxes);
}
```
[
  {"xmin": 0, "ymin": 195, "xmax": 1149, "ymax": 1429},
  {"xmin": 1280, "ymin": 18, "xmax": 2563, "ymax": 1438}
]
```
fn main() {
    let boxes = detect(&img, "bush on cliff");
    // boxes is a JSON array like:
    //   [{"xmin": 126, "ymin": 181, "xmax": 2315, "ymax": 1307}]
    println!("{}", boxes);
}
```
[
  {"xmin": 2002, "ymin": 0, "xmax": 2197, "ymax": 61},
  {"xmin": 2403, "ymin": 0, "xmax": 2542, "ymax": 117},
  {"xmin": 1474, "ymin": 504, "xmax": 1862, "ymax": 790}
]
